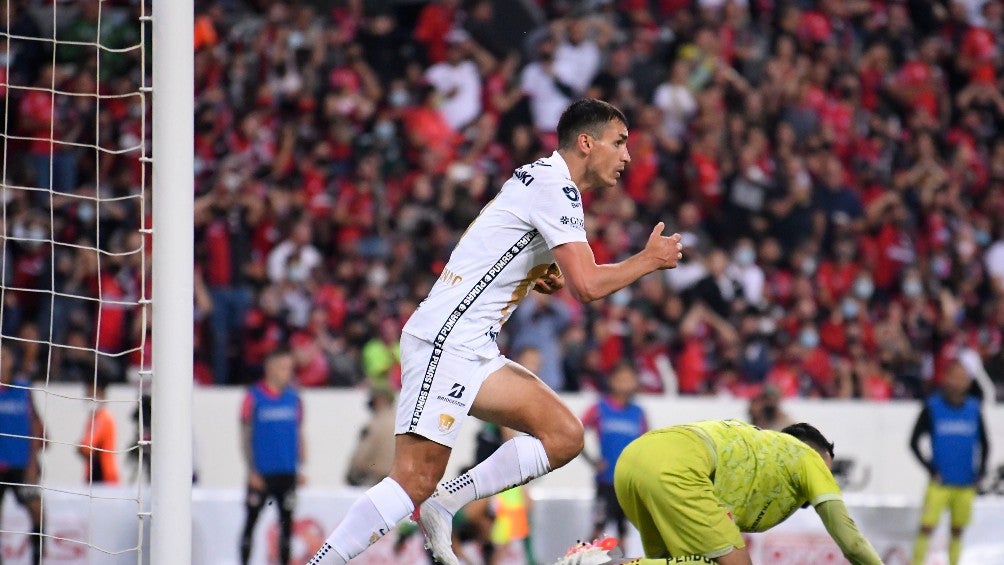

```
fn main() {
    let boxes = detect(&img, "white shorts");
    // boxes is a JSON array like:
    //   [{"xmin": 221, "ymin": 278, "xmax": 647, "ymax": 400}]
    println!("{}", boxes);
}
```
[{"xmin": 395, "ymin": 332, "xmax": 508, "ymax": 448}]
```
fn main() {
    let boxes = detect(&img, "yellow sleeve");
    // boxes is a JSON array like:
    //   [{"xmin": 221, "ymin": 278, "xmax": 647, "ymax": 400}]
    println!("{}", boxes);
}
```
[
  {"xmin": 802, "ymin": 451, "xmax": 842, "ymax": 506},
  {"xmin": 815, "ymin": 499, "xmax": 884, "ymax": 565}
]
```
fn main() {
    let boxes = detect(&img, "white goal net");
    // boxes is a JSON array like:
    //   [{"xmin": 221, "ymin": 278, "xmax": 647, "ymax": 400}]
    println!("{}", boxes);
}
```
[{"xmin": 0, "ymin": 1, "xmax": 152, "ymax": 563}]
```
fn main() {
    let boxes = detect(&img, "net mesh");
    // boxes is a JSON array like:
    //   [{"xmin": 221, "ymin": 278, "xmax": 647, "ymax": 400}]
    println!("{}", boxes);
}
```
[{"xmin": 0, "ymin": 1, "xmax": 151, "ymax": 563}]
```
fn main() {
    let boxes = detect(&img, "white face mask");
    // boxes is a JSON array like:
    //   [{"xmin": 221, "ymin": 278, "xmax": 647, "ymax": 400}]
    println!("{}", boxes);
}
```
[
  {"xmin": 903, "ymin": 279, "xmax": 923, "ymax": 297},
  {"xmin": 78, "ymin": 203, "xmax": 95, "ymax": 223},
  {"xmin": 734, "ymin": 247, "xmax": 755, "ymax": 266},
  {"xmin": 798, "ymin": 328, "xmax": 819, "ymax": 348},
  {"xmin": 852, "ymin": 277, "xmax": 874, "ymax": 300},
  {"xmin": 800, "ymin": 258, "xmax": 817, "ymax": 276},
  {"xmin": 841, "ymin": 298, "xmax": 859, "ymax": 319}
]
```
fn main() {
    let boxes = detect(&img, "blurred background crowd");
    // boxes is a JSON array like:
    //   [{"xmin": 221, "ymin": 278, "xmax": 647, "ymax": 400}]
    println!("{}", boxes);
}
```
[{"xmin": 3, "ymin": 0, "xmax": 1004, "ymax": 402}]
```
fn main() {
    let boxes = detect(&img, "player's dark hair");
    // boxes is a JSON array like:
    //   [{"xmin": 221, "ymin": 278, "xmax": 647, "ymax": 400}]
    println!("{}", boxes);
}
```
[
  {"xmin": 782, "ymin": 422, "xmax": 835, "ymax": 459},
  {"xmin": 557, "ymin": 98, "xmax": 628, "ymax": 149}
]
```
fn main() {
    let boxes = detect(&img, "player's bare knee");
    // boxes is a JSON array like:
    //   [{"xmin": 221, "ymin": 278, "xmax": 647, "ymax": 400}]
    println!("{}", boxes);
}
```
[{"xmin": 543, "ymin": 414, "xmax": 584, "ymax": 467}]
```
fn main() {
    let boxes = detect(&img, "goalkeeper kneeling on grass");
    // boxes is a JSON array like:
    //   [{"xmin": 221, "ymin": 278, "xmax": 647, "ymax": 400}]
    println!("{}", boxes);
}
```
[{"xmin": 558, "ymin": 420, "xmax": 882, "ymax": 565}]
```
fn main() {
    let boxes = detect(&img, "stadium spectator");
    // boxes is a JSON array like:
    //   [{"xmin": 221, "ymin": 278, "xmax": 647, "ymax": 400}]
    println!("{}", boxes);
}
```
[
  {"xmin": 910, "ymin": 360, "xmax": 990, "ymax": 565},
  {"xmin": 239, "ymin": 348, "xmax": 304, "ymax": 565},
  {"xmin": 746, "ymin": 384, "xmax": 794, "ymax": 431},
  {"xmin": 345, "ymin": 385, "xmax": 396, "ymax": 488},
  {"xmin": 507, "ymin": 292, "xmax": 573, "ymax": 391},
  {"xmin": 77, "ymin": 377, "xmax": 121, "ymax": 484},
  {"xmin": 520, "ymin": 33, "xmax": 575, "ymax": 143},
  {"xmin": 19, "ymin": 65, "xmax": 80, "ymax": 198},
  {"xmin": 424, "ymin": 29, "xmax": 489, "ymax": 133},
  {"xmin": 0, "ymin": 343, "xmax": 44, "ymax": 565}
]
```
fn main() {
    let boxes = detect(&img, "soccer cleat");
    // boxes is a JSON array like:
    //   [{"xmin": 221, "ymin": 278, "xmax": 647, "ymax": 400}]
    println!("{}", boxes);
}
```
[
  {"xmin": 417, "ymin": 497, "xmax": 461, "ymax": 565},
  {"xmin": 552, "ymin": 536, "xmax": 620, "ymax": 565}
]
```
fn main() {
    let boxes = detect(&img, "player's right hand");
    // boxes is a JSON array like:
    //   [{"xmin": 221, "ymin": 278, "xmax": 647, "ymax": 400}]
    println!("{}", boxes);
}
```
[{"xmin": 644, "ymin": 222, "xmax": 684, "ymax": 270}]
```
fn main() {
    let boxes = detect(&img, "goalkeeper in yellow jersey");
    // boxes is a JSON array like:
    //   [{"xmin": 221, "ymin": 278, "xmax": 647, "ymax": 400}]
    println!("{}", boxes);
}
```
[{"xmin": 560, "ymin": 420, "xmax": 882, "ymax": 564}]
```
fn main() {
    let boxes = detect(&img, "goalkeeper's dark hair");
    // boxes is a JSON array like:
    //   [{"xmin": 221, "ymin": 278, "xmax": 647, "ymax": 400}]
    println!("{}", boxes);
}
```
[
  {"xmin": 557, "ymin": 99, "xmax": 628, "ymax": 150},
  {"xmin": 782, "ymin": 422, "xmax": 835, "ymax": 459}
]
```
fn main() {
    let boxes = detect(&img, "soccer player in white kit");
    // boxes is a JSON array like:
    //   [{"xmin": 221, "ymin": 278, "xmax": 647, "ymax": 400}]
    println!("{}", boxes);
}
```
[{"xmin": 308, "ymin": 99, "xmax": 684, "ymax": 565}]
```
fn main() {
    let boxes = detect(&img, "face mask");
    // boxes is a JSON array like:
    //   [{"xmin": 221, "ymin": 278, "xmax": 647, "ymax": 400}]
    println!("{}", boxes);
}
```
[
  {"xmin": 903, "ymin": 279, "xmax": 923, "ymax": 297},
  {"xmin": 735, "ymin": 247, "xmax": 755, "ymax": 266},
  {"xmin": 852, "ymin": 277, "xmax": 874, "ymax": 300},
  {"xmin": 78, "ymin": 203, "xmax": 95, "ymax": 223},
  {"xmin": 800, "ymin": 258, "xmax": 817, "ymax": 276},
  {"xmin": 974, "ymin": 230, "xmax": 991, "ymax": 247},
  {"xmin": 841, "ymin": 298, "xmax": 859, "ymax": 319},
  {"xmin": 374, "ymin": 120, "xmax": 396, "ymax": 141},
  {"xmin": 609, "ymin": 288, "xmax": 631, "ymax": 307},
  {"xmin": 798, "ymin": 328, "xmax": 819, "ymax": 349},
  {"xmin": 389, "ymin": 89, "xmax": 410, "ymax": 108}
]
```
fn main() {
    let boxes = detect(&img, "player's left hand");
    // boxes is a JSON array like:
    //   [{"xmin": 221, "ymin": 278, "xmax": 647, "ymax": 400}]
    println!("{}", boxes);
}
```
[{"xmin": 533, "ymin": 264, "xmax": 564, "ymax": 294}]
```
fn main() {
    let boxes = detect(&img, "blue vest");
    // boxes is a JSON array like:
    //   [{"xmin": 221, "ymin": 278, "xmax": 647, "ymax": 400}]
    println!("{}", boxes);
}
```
[
  {"xmin": 0, "ymin": 380, "xmax": 33, "ymax": 469},
  {"xmin": 927, "ymin": 393, "xmax": 981, "ymax": 486},
  {"xmin": 596, "ymin": 397, "xmax": 646, "ymax": 484},
  {"xmin": 249, "ymin": 383, "xmax": 301, "ymax": 475}
]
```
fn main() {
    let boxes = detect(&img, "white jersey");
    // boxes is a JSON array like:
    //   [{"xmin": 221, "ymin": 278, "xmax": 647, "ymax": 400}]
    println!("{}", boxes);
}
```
[{"xmin": 402, "ymin": 151, "xmax": 588, "ymax": 358}]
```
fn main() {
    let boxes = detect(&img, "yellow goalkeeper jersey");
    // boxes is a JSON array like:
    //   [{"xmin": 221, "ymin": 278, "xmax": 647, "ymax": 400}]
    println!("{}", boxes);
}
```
[{"xmin": 683, "ymin": 419, "xmax": 843, "ymax": 532}]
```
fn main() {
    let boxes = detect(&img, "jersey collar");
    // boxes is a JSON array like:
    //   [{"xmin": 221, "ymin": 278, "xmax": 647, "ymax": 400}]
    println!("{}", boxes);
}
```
[{"xmin": 548, "ymin": 150, "xmax": 573, "ymax": 182}]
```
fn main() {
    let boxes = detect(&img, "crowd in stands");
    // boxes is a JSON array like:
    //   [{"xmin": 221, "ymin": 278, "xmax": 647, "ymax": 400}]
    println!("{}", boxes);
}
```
[{"xmin": 4, "ymin": 0, "xmax": 1004, "ymax": 402}]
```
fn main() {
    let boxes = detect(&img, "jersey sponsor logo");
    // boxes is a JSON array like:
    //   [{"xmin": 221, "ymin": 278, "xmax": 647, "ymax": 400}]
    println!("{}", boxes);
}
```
[
  {"xmin": 435, "ymin": 395, "xmax": 466, "ymax": 407},
  {"xmin": 514, "ymin": 168, "xmax": 535, "ymax": 187},
  {"xmin": 438, "ymin": 414, "xmax": 456, "ymax": 433},
  {"xmin": 409, "ymin": 230, "xmax": 540, "ymax": 431},
  {"xmin": 447, "ymin": 383, "xmax": 465, "ymax": 399},
  {"xmin": 560, "ymin": 216, "xmax": 585, "ymax": 230},
  {"xmin": 934, "ymin": 420, "xmax": 977, "ymax": 436},
  {"xmin": 601, "ymin": 418, "xmax": 643, "ymax": 436},
  {"xmin": 257, "ymin": 406, "xmax": 298, "ymax": 422},
  {"xmin": 562, "ymin": 186, "xmax": 580, "ymax": 202},
  {"xmin": 0, "ymin": 400, "xmax": 28, "ymax": 415}
]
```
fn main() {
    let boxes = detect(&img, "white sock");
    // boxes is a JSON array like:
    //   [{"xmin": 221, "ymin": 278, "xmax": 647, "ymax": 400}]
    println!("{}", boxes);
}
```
[
  {"xmin": 309, "ymin": 477, "xmax": 414, "ymax": 565},
  {"xmin": 433, "ymin": 435, "xmax": 550, "ymax": 514}
]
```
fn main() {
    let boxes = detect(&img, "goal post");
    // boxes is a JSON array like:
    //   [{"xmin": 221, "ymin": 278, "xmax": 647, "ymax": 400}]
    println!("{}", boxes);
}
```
[{"xmin": 150, "ymin": 0, "xmax": 193, "ymax": 563}]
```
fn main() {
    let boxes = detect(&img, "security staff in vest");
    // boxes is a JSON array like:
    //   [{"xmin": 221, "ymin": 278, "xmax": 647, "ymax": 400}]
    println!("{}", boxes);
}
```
[
  {"xmin": 910, "ymin": 359, "xmax": 989, "ymax": 565},
  {"xmin": 239, "ymin": 348, "xmax": 305, "ymax": 565},
  {"xmin": 0, "ymin": 342, "xmax": 44, "ymax": 565}
]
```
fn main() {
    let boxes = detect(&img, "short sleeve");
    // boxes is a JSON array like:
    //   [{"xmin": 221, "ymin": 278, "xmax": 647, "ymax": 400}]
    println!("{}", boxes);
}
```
[
  {"xmin": 240, "ymin": 391, "xmax": 254, "ymax": 423},
  {"xmin": 803, "ymin": 451, "xmax": 843, "ymax": 507},
  {"xmin": 528, "ymin": 181, "xmax": 588, "ymax": 250},
  {"xmin": 581, "ymin": 404, "xmax": 599, "ymax": 430}
]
